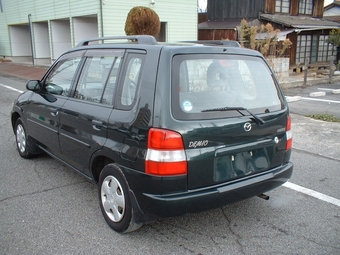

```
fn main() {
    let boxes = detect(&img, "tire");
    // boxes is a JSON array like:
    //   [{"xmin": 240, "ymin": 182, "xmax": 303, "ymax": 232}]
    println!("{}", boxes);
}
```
[
  {"xmin": 14, "ymin": 118, "xmax": 36, "ymax": 159},
  {"xmin": 98, "ymin": 163, "xmax": 142, "ymax": 233}
]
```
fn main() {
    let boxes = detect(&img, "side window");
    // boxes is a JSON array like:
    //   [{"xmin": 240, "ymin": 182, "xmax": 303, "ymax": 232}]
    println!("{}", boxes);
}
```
[
  {"xmin": 102, "ymin": 57, "xmax": 122, "ymax": 105},
  {"xmin": 45, "ymin": 53, "xmax": 83, "ymax": 96},
  {"xmin": 74, "ymin": 50, "xmax": 123, "ymax": 105},
  {"xmin": 118, "ymin": 54, "xmax": 145, "ymax": 108}
]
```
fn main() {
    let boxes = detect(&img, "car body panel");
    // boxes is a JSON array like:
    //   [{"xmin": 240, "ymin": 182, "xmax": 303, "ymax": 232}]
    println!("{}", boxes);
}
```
[
  {"xmin": 10, "ymin": 37, "xmax": 293, "ymax": 225},
  {"xmin": 26, "ymin": 93, "xmax": 67, "ymax": 157},
  {"xmin": 59, "ymin": 99, "xmax": 112, "ymax": 175}
]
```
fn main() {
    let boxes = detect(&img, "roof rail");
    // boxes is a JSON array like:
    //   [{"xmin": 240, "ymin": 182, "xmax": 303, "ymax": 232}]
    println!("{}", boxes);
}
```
[
  {"xmin": 183, "ymin": 40, "xmax": 241, "ymax": 47},
  {"xmin": 76, "ymin": 35, "xmax": 158, "ymax": 47}
]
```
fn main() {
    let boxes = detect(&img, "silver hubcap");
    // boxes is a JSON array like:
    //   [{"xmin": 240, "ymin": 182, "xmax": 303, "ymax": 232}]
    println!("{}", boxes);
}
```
[
  {"xmin": 101, "ymin": 175, "xmax": 125, "ymax": 222},
  {"xmin": 16, "ymin": 124, "xmax": 26, "ymax": 153}
]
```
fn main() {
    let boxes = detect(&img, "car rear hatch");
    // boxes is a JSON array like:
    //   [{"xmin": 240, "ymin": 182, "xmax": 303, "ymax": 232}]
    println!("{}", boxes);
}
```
[
  {"xmin": 182, "ymin": 112, "xmax": 289, "ymax": 189},
  {"xmin": 170, "ymin": 51, "xmax": 291, "ymax": 190}
]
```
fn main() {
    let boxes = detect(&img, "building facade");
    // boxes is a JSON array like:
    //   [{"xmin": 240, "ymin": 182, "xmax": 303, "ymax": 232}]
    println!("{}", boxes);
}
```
[
  {"xmin": 0, "ymin": 0, "xmax": 198, "ymax": 64},
  {"xmin": 198, "ymin": 0, "xmax": 340, "ymax": 67}
]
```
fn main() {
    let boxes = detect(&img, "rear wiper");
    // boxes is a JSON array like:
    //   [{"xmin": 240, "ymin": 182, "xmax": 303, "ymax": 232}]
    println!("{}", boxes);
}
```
[{"xmin": 201, "ymin": 106, "xmax": 265, "ymax": 125}]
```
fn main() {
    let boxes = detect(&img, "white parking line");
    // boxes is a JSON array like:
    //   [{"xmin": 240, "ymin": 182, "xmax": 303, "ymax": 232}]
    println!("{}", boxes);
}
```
[
  {"xmin": 300, "ymin": 97, "xmax": 340, "ymax": 104},
  {"xmin": 3, "ymin": 83, "xmax": 339, "ymax": 208},
  {"xmin": 283, "ymin": 182, "xmax": 340, "ymax": 207},
  {"xmin": 0, "ymin": 83, "xmax": 24, "ymax": 93}
]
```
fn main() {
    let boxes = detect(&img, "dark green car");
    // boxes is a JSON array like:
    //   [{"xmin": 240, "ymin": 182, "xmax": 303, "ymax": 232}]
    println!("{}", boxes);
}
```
[{"xmin": 11, "ymin": 36, "xmax": 293, "ymax": 233}]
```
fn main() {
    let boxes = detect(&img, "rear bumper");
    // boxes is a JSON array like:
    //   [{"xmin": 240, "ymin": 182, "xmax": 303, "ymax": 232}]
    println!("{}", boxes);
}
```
[{"xmin": 135, "ymin": 162, "xmax": 293, "ymax": 219}]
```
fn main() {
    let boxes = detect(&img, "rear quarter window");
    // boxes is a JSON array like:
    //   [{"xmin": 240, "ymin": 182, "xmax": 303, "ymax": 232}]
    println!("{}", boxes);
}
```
[{"xmin": 171, "ymin": 54, "xmax": 284, "ymax": 120}]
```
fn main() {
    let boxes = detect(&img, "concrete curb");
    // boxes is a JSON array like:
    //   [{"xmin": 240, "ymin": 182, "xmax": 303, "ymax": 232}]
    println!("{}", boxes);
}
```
[
  {"xmin": 310, "ymin": 91, "xmax": 326, "ymax": 97},
  {"xmin": 285, "ymin": 96, "xmax": 301, "ymax": 102}
]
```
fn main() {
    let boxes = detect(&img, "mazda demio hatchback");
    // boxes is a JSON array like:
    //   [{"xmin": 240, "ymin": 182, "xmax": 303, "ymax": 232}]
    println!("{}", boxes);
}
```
[{"xmin": 11, "ymin": 36, "xmax": 293, "ymax": 233}]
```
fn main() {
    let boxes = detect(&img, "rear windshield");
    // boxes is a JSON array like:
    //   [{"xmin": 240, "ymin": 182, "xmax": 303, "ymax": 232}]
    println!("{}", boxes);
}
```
[{"xmin": 171, "ymin": 54, "xmax": 284, "ymax": 120}]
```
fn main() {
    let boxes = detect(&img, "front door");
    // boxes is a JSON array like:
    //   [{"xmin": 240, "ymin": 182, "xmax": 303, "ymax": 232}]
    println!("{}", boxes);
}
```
[{"xmin": 26, "ymin": 51, "xmax": 84, "ymax": 156}]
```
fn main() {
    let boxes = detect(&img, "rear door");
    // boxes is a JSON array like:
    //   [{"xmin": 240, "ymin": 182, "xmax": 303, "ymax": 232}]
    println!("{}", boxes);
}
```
[
  {"xmin": 26, "ymin": 51, "xmax": 84, "ymax": 156},
  {"xmin": 171, "ymin": 53, "xmax": 289, "ymax": 189},
  {"xmin": 59, "ymin": 49, "xmax": 124, "ymax": 175}
]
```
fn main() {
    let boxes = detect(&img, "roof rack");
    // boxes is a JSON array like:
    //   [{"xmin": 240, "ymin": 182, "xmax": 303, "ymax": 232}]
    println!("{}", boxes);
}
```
[
  {"xmin": 76, "ymin": 35, "xmax": 158, "ymax": 47},
  {"xmin": 183, "ymin": 40, "xmax": 241, "ymax": 47}
]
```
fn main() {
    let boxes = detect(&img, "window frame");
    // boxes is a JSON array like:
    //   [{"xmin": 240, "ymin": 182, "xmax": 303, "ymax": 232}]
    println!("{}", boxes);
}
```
[
  {"xmin": 296, "ymin": 34, "xmax": 338, "ymax": 64},
  {"xmin": 299, "ymin": 0, "xmax": 313, "ymax": 15},
  {"xmin": 171, "ymin": 54, "xmax": 284, "ymax": 121},
  {"xmin": 275, "ymin": 0, "xmax": 290, "ymax": 13},
  {"xmin": 42, "ymin": 50, "xmax": 85, "ymax": 98},
  {"xmin": 114, "ymin": 50, "xmax": 146, "ymax": 111},
  {"xmin": 73, "ymin": 49, "xmax": 124, "ymax": 105}
]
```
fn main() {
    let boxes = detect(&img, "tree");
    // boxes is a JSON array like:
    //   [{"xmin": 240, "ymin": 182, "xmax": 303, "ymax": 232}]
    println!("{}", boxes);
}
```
[
  {"xmin": 328, "ymin": 29, "xmax": 340, "ymax": 48},
  {"xmin": 125, "ymin": 6, "xmax": 160, "ymax": 37},
  {"xmin": 239, "ymin": 19, "xmax": 292, "ymax": 58}
]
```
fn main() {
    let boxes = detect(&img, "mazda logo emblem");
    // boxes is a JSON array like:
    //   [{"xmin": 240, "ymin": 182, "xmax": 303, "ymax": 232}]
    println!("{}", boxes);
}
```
[{"xmin": 244, "ymin": 122, "xmax": 252, "ymax": 132}]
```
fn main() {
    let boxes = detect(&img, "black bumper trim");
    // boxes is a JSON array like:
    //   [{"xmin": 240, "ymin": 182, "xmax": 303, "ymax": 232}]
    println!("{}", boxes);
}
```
[{"xmin": 138, "ymin": 162, "xmax": 293, "ymax": 218}]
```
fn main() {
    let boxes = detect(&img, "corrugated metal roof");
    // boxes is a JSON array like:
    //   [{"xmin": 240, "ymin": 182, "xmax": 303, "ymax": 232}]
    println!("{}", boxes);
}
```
[{"xmin": 260, "ymin": 13, "xmax": 340, "ymax": 29}]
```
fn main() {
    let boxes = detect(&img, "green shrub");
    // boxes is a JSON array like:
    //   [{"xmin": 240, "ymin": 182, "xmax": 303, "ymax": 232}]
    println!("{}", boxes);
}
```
[{"xmin": 306, "ymin": 114, "xmax": 340, "ymax": 122}]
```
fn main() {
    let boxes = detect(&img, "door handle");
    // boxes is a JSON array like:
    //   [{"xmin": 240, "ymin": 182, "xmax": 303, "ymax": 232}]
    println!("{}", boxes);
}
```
[
  {"xmin": 92, "ymin": 120, "xmax": 103, "ymax": 130},
  {"xmin": 51, "ymin": 110, "xmax": 59, "ymax": 116}
]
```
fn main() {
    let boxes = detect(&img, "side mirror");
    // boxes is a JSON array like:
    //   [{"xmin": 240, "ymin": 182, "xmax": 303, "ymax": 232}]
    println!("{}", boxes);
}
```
[{"xmin": 26, "ymin": 80, "xmax": 42, "ymax": 92}]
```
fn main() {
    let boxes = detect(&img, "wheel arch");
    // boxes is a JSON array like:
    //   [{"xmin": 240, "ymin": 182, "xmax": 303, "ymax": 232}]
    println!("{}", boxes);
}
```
[
  {"xmin": 11, "ymin": 112, "xmax": 21, "ymax": 131},
  {"xmin": 91, "ymin": 155, "xmax": 114, "ymax": 183},
  {"xmin": 91, "ymin": 152, "xmax": 156, "ymax": 225}
]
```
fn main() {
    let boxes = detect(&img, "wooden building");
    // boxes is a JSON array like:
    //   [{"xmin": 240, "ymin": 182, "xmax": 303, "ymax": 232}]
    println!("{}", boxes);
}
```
[{"xmin": 198, "ymin": 0, "xmax": 340, "ymax": 67}]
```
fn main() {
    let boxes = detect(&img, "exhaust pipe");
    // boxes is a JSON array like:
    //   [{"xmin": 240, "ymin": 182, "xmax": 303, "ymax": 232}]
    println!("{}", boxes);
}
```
[{"xmin": 258, "ymin": 193, "xmax": 270, "ymax": 200}]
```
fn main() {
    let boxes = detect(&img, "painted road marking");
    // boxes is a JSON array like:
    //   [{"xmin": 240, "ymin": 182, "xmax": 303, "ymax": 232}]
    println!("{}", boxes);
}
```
[
  {"xmin": 283, "ymin": 182, "xmax": 340, "ymax": 207},
  {"xmin": 0, "ymin": 83, "xmax": 24, "ymax": 93},
  {"xmin": 300, "ymin": 97, "xmax": 340, "ymax": 104},
  {"xmin": 3, "ymin": 83, "xmax": 339, "ymax": 207}
]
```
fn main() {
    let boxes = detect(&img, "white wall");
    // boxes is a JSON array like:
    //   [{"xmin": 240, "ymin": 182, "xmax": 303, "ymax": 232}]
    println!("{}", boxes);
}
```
[
  {"xmin": 0, "ymin": 0, "xmax": 198, "ymax": 60},
  {"xmin": 51, "ymin": 20, "xmax": 71, "ymax": 59},
  {"xmin": 73, "ymin": 17, "xmax": 98, "ymax": 46},
  {"xmin": 33, "ymin": 22, "xmax": 50, "ymax": 58},
  {"xmin": 101, "ymin": 1, "xmax": 197, "ymax": 42},
  {"xmin": 9, "ymin": 25, "xmax": 31, "ymax": 56}
]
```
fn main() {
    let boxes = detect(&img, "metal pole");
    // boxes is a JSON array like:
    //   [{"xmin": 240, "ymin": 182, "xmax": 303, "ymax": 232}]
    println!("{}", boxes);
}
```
[
  {"xmin": 303, "ymin": 58, "xmax": 309, "ymax": 87},
  {"xmin": 28, "ymin": 14, "xmax": 34, "ymax": 65},
  {"xmin": 329, "ymin": 56, "xmax": 334, "ymax": 84}
]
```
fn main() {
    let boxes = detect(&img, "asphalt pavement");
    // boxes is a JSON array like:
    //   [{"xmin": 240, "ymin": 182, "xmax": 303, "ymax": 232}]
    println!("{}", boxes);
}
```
[{"xmin": 1, "ymin": 65, "xmax": 340, "ymax": 254}]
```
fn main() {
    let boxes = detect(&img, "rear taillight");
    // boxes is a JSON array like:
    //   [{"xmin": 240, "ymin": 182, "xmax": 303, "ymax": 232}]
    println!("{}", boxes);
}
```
[
  {"xmin": 146, "ymin": 128, "xmax": 187, "ymax": 176},
  {"xmin": 286, "ymin": 115, "xmax": 292, "ymax": 151}
]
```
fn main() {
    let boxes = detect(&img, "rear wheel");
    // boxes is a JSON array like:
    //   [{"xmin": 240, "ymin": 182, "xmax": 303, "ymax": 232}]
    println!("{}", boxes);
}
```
[
  {"xmin": 98, "ymin": 163, "xmax": 142, "ymax": 233},
  {"xmin": 15, "ymin": 118, "xmax": 36, "ymax": 159}
]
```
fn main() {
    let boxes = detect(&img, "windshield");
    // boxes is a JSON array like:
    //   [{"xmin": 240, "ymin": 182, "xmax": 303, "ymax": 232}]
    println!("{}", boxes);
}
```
[{"xmin": 171, "ymin": 54, "xmax": 284, "ymax": 120}]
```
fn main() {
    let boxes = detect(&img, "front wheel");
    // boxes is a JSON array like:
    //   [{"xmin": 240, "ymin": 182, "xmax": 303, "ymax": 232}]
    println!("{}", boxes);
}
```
[
  {"xmin": 15, "ymin": 118, "xmax": 36, "ymax": 159},
  {"xmin": 98, "ymin": 163, "xmax": 142, "ymax": 233}
]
